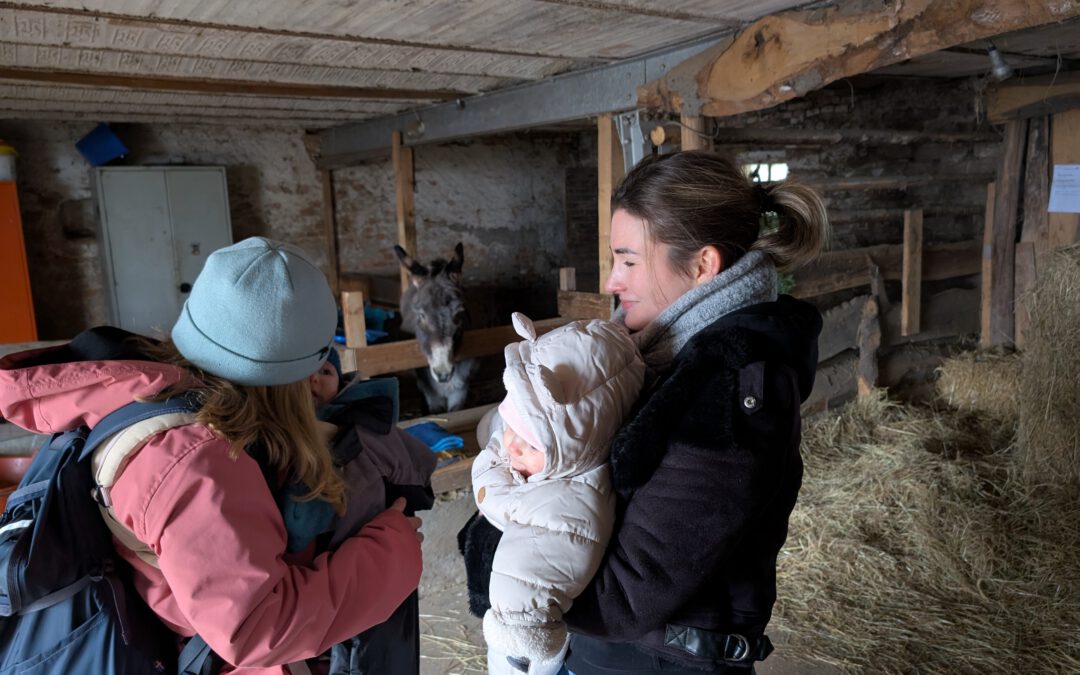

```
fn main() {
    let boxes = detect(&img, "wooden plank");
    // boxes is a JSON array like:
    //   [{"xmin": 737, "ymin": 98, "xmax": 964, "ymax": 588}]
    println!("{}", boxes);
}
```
[
  {"xmin": 430, "ymin": 457, "xmax": 475, "ymax": 494},
  {"xmin": 791, "ymin": 240, "xmax": 980, "ymax": 299},
  {"xmin": 980, "ymin": 182, "xmax": 996, "ymax": 347},
  {"xmin": 559, "ymin": 267, "xmax": 577, "ymax": 292},
  {"xmin": 680, "ymin": 115, "xmax": 710, "ymax": 151},
  {"xmin": 341, "ymin": 291, "xmax": 367, "ymax": 350},
  {"xmin": 986, "ymin": 121, "xmax": 1027, "ymax": 347},
  {"xmin": 1014, "ymin": 242, "xmax": 1037, "ymax": 349},
  {"xmin": 884, "ymin": 287, "xmax": 980, "ymax": 345},
  {"xmin": 857, "ymin": 295, "xmax": 881, "ymax": 397},
  {"xmin": 355, "ymin": 318, "xmax": 573, "ymax": 377},
  {"xmin": 1050, "ymin": 109, "xmax": 1080, "ymax": 248},
  {"xmin": 597, "ymin": 113, "xmax": 623, "ymax": 293},
  {"xmin": 639, "ymin": 0, "xmax": 1080, "ymax": 116},
  {"xmin": 392, "ymin": 131, "xmax": 417, "ymax": 297},
  {"xmin": 711, "ymin": 127, "xmax": 997, "ymax": 146},
  {"xmin": 988, "ymin": 71, "xmax": 1080, "ymax": 124},
  {"xmin": 399, "ymin": 403, "xmax": 497, "ymax": 435},
  {"xmin": 817, "ymin": 295, "xmax": 870, "ymax": 363},
  {"xmin": 901, "ymin": 209, "xmax": 923, "ymax": 337},
  {"xmin": 558, "ymin": 290, "xmax": 615, "ymax": 320},
  {"xmin": 0, "ymin": 67, "xmax": 458, "ymax": 101},
  {"xmin": 803, "ymin": 174, "xmax": 994, "ymax": 192},
  {"xmin": 321, "ymin": 170, "xmax": 340, "ymax": 297},
  {"xmin": 1021, "ymin": 116, "xmax": 1051, "ymax": 258},
  {"xmin": 801, "ymin": 352, "xmax": 857, "ymax": 417}
]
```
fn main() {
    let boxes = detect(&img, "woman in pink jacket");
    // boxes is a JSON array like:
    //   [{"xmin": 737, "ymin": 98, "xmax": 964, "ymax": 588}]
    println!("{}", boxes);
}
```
[{"xmin": 0, "ymin": 237, "xmax": 423, "ymax": 674}]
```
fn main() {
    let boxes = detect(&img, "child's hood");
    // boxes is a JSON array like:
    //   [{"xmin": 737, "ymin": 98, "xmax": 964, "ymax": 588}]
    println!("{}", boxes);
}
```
[
  {"xmin": 0, "ymin": 335, "xmax": 187, "ymax": 435},
  {"xmin": 502, "ymin": 313, "xmax": 644, "ymax": 481}
]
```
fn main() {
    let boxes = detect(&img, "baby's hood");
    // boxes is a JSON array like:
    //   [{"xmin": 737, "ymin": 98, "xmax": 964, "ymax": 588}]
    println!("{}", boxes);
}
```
[{"xmin": 502, "ymin": 313, "xmax": 644, "ymax": 481}]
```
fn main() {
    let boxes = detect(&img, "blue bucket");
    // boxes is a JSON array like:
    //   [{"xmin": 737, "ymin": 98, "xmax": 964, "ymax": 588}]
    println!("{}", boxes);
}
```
[{"xmin": 76, "ymin": 124, "xmax": 128, "ymax": 166}]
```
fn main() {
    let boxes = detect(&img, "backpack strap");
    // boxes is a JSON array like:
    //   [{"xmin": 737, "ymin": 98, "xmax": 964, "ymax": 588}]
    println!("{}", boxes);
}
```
[{"xmin": 85, "ymin": 399, "xmax": 200, "ymax": 569}]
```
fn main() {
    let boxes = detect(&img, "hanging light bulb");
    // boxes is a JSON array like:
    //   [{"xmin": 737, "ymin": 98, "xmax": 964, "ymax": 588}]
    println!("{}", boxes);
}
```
[{"xmin": 987, "ymin": 43, "xmax": 1013, "ymax": 82}]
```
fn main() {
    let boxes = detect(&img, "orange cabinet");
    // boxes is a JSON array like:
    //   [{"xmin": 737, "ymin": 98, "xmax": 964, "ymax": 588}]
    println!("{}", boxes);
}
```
[{"xmin": 0, "ymin": 181, "xmax": 37, "ymax": 343}]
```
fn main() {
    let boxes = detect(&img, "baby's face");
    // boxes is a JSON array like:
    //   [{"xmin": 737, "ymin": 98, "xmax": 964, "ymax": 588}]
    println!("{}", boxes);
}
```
[
  {"xmin": 502, "ymin": 426, "xmax": 546, "ymax": 478},
  {"xmin": 309, "ymin": 362, "xmax": 339, "ymax": 407}
]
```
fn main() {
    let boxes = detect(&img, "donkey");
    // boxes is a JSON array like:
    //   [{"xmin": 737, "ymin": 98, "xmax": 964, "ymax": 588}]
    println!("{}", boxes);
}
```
[{"xmin": 394, "ymin": 242, "xmax": 478, "ymax": 413}]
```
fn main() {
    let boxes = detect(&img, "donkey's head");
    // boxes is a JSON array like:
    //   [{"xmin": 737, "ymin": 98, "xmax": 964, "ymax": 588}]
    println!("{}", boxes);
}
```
[{"xmin": 394, "ymin": 242, "xmax": 467, "ymax": 384}]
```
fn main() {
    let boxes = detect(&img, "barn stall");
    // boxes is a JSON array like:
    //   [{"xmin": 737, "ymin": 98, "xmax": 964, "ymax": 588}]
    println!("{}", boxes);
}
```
[{"xmin": 2, "ymin": 1, "xmax": 1080, "ymax": 672}]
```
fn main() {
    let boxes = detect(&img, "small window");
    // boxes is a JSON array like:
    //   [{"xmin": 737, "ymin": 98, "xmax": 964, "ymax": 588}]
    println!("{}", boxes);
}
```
[{"xmin": 743, "ymin": 162, "xmax": 789, "ymax": 183}]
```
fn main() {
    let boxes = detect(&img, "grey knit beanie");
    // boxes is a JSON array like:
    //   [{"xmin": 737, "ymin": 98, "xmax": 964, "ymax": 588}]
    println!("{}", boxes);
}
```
[{"xmin": 172, "ymin": 237, "xmax": 337, "ymax": 386}]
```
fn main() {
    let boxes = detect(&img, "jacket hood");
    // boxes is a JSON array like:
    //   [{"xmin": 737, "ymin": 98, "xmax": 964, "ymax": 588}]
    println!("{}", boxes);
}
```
[
  {"xmin": 0, "ymin": 327, "xmax": 187, "ymax": 434},
  {"xmin": 693, "ymin": 295, "xmax": 821, "ymax": 401},
  {"xmin": 502, "ymin": 313, "xmax": 644, "ymax": 480}
]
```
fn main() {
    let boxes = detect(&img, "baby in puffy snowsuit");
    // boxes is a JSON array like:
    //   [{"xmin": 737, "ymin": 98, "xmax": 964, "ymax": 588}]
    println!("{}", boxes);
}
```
[{"xmin": 471, "ymin": 313, "xmax": 644, "ymax": 675}]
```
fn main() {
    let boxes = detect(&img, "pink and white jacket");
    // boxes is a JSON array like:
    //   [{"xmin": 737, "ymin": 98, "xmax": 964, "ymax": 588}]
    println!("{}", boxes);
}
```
[{"xmin": 0, "ymin": 355, "xmax": 422, "ymax": 674}]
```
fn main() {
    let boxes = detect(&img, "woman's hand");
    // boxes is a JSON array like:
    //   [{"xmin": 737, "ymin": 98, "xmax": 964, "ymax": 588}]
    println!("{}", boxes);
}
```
[{"xmin": 389, "ymin": 497, "xmax": 424, "ymax": 543}]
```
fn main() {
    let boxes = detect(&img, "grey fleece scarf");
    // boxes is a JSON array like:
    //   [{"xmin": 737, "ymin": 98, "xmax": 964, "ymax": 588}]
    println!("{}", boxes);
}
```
[{"xmin": 616, "ymin": 250, "xmax": 777, "ymax": 383}]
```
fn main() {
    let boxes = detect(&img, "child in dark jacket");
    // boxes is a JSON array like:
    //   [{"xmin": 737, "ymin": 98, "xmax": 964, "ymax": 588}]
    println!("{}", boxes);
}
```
[{"xmin": 286, "ymin": 348, "xmax": 436, "ymax": 674}]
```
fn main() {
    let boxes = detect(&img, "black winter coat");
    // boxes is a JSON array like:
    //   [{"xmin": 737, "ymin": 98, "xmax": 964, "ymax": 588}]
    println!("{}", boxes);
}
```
[{"xmin": 563, "ymin": 296, "xmax": 821, "ymax": 673}]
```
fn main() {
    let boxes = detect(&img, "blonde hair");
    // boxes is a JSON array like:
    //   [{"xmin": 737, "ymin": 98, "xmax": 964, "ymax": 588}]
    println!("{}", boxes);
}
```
[
  {"xmin": 140, "ymin": 340, "xmax": 346, "ymax": 513},
  {"xmin": 612, "ymin": 151, "xmax": 829, "ymax": 274}
]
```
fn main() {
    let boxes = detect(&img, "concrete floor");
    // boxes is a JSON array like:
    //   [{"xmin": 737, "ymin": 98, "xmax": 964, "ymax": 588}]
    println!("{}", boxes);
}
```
[{"xmin": 417, "ymin": 493, "xmax": 843, "ymax": 675}]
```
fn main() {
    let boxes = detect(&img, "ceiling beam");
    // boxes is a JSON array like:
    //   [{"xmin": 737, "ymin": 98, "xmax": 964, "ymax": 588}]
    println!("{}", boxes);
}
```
[
  {"xmin": 639, "ymin": 0, "xmax": 1080, "ymax": 117},
  {"xmin": 317, "ymin": 32, "xmax": 733, "ymax": 167},
  {"xmin": 987, "ymin": 71, "xmax": 1080, "ymax": 123},
  {"xmin": 0, "ymin": 67, "xmax": 456, "ymax": 101}
]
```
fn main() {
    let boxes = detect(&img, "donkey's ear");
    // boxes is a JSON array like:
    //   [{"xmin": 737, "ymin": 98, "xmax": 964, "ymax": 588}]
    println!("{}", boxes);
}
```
[
  {"xmin": 446, "ymin": 242, "xmax": 464, "ymax": 275},
  {"xmin": 394, "ymin": 245, "xmax": 428, "ymax": 278}
]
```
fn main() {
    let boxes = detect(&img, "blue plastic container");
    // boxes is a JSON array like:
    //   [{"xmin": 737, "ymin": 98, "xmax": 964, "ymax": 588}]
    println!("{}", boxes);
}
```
[{"xmin": 76, "ymin": 124, "xmax": 128, "ymax": 166}]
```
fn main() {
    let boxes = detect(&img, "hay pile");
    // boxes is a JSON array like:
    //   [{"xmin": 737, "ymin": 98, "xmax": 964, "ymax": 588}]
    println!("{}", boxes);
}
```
[
  {"xmin": 773, "ymin": 392, "xmax": 1080, "ymax": 673},
  {"xmin": 1019, "ymin": 245, "xmax": 1080, "ymax": 484},
  {"xmin": 935, "ymin": 350, "xmax": 1022, "ymax": 423}
]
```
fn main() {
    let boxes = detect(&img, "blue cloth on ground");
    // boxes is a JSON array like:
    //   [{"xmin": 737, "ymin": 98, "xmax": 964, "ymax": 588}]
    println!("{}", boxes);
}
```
[{"xmin": 403, "ymin": 421, "xmax": 464, "ymax": 453}]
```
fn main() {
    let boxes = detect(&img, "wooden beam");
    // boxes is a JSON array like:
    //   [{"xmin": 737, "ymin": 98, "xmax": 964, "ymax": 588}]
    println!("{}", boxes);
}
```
[
  {"xmin": 0, "ymin": 67, "xmax": 457, "ymax": 101},
  {"xmin": 857, "ymin": 295, "xmax": 881, "ymax": 397},
  {"xmin": 711, "ymin": 127, "xmax": 998, "ymax": 146},
  {"xmin": 639, "ymin": 0, "xmax": 1080, "ymax": 116},
  {"xmin": 392, "ymin": 131, "xmax": 417, "ymax": 297},
  {"xmin": 1014, "ymin": 241, "xmax": 1037, "ymax": 349},
  {"xmin": 321, "ymin": 170, "xmax": 340, "ymax": 297},
  {"xmin": 559, "ymin": 267, "xmax": 577, "ymax": 292},
  {"xmin": 817, "ymin": 295, "xmax": 872, "ymax": 363},
  {"xmin": 980, "ymin": 182, "xmax": 997, "ymax": 347},
  {"xmin": 558, "ymin": 290, "xmax": 615, "ymax": 320},
  {"xmin": 901, "ymin": 209, "xmax": 923, "ymax": 337},
  {"xmin": 680, "ymin": 115, "xmax": 711, "ymax": 151},
  {"xmin": 341, "ymin": 291, "xmax": 367, "ymax": 350},
  {"xmin": 985, "ymin": 121, "xmax": 1027, "ymax": 347},
  {"xmin": 355, "ymin": 318, "xmax": 573, "ymax": 377},
  {"xmin": 430, "ymin": 457, "xmax": 475, "ymax": 493},
  {"xmin": 1049, "ymin": 109, "xmax": 1080, "ymax": 248},
  {"xmin": 791, "ymin": 240, "xmax": 980, "ymax": 299},
  {"xmin": 988, "ymin": 71, "xmax": 1080, "ymax": 124},
  {"xmin": 803, "ymin": 174, "xmax": 994, "ymax": 192},
  {"xmin": 1020, "ymin": 116, "xmax": 1052, "ymax": 256},
  {"xmin": 597, "ymin": 113, "xmax": 624, "ymax": 293}
]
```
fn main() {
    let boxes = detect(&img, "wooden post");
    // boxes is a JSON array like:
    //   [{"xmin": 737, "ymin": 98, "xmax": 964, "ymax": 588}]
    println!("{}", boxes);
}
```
[
  {"xmin": 559, "ymin": 267, "xmax": 577, "ymax": 292},
  {"xmin": 342, "ymin": 291, "xmax": 367, "ymax": 350},
  {"xmin": 982, "ymin": 119, "xmax": 1027, "ymax": 348},
  {"xmin": 320, "ymin": 170, "xmax": 340, "ymax": 297},
  {"xmin": 392, "ymin": 131, "xmax": 417, "ymax": 297},
  {"xmin": 1049, "ymin": 109, "xmax": 1080, "ymax": 248},
  {"xmin": 680, "ymin": 115, "xmax": 711, "ymax": 151},
  {"xmin": 1014, "ymin": 242, "xmax": 1036, "ymax": 349},
  {"xmin": 597, "ymin": 113, "xmax": 624, "ymax": 293},
  {"xmin": 1021, "ymin": 116, "xmax": 1051, "ymax": 257},
  {"xmin": 980, "ymin": 182, "xmax": 996, "ymax": 348},
  {"xmin": 901, "ymin": 209, "xmax": 923, "ymax": 337}
]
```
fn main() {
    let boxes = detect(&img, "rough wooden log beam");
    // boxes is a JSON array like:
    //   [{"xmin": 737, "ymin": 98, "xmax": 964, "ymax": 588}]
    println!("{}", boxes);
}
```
[
  {"xmin": 987, "ymin": 70, "xmax": 1080, "ymax": 124},
  {"xmin": 803, "ymin": 174, "xmax": 994, "ymax": 191},
  {"xmin": 791, "ymin": 240, "xmax": 980, "ymax": 299},
  {"xmin": 711, "ymin": 127, "xmax": 998, "ymax": 146},
  {"xmin": 639, "ymin": 0, "xmax": 1080, "ymax": 116}
]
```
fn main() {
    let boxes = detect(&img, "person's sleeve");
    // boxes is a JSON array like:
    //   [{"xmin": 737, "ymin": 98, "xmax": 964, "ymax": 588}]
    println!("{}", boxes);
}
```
[
  {"xmin": 565, "ymin": 369, "xmax": 793, "ymax": 641},
  {"xmin": 137, "ymin": 434, "xmax": 422, "ymax": 668}
]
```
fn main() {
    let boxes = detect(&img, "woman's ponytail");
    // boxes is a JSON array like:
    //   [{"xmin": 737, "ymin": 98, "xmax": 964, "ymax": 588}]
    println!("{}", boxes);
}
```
[{"xmin": 751, "ymin": 181, "xmax": 829, "ymax": 271}]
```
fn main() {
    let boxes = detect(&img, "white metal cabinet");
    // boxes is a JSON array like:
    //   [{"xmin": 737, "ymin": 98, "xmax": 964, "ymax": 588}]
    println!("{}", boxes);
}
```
[{"xmin": 94, "ymin": 167, "xmax": 232, "ymax": 337}]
